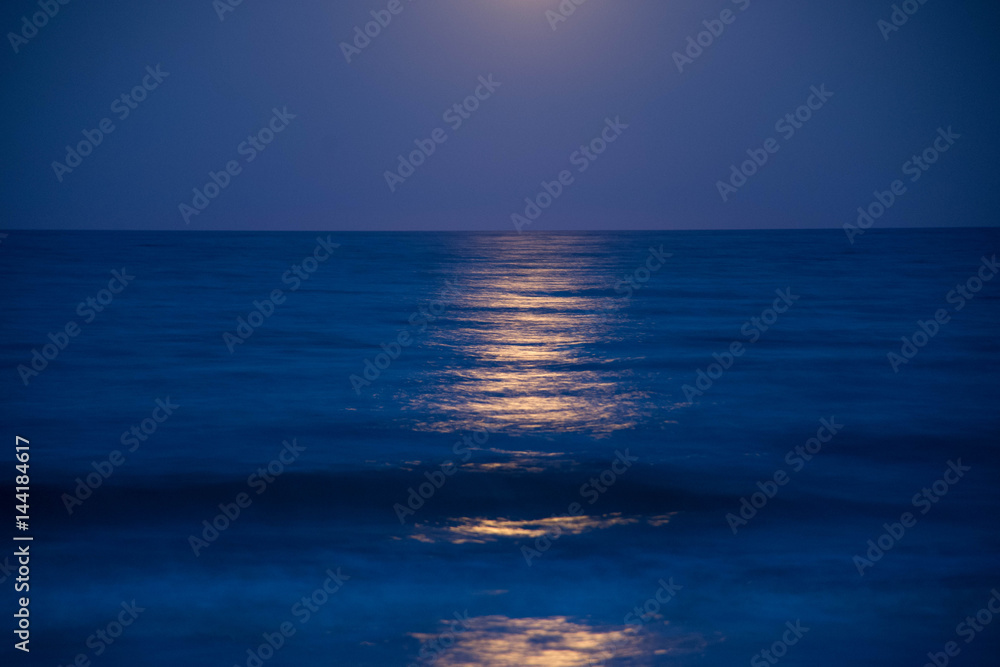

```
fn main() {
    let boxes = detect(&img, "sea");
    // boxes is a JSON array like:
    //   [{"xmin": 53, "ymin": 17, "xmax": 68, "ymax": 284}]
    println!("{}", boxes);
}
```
[{"xmin": 0, "ymin": 229, "xmax": 998, "ymax": 666}]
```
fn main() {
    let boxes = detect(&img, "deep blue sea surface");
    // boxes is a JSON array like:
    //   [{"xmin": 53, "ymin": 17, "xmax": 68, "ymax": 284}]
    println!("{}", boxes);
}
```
[{"xmin": 1, "ymin": 230, "xmax": 998, "ymax": 666}]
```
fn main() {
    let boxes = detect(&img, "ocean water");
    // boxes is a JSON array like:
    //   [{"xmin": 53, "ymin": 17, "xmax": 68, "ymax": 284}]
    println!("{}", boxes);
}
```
[{"xmin": 1, "ymin": 229, "xmax": 999, "ymax": 666}]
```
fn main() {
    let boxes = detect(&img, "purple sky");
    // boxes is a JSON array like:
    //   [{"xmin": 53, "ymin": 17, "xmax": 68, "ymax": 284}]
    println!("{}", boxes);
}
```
[{"xmin": 2, "ymin": 0, "xmax": 998, "ymax": 230}]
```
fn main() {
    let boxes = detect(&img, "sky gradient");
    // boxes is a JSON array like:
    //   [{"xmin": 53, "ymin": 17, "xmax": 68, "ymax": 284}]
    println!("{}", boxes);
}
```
[{"xmin": 2, "ymin": 0, "xmax": 998, "ymax": 230}]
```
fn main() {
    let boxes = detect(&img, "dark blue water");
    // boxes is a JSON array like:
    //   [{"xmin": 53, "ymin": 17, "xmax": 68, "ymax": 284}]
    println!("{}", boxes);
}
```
[{"xmin": 1, "ymin": 230, "xmax": 998, "ymax": 666}]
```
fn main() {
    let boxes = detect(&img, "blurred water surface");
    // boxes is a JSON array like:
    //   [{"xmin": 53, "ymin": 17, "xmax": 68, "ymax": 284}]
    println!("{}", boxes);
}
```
[{"xmin": 1, "ymin": 229, "xmax": 998, "ymax": 666}]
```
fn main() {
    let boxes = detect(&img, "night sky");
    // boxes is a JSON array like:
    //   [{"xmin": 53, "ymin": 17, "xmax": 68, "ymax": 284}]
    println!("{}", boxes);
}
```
[{"xmin": 2, "ymin": 0, "xmax": 998, "ymax": 230}]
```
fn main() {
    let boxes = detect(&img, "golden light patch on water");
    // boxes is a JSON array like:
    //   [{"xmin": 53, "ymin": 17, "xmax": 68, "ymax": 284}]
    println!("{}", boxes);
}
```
[
  {"xmin": 486, "ymin": 448, "xmax": 566, "ymax": 457},
  {"xmin": 405, "ymin": 244, "xmax": 649, "ymax": 435},
  {"xmin": 411, "ymin": 615, "xmax": 640, "ymax": 666},
  {"xmin": 408, "ymin": 512, "xmax": 678, "ymax": 544},
  {"xmin": 410, "ymin": 513, "xmax": 639, "ymax": 544},
  {"xmin": 471, "ymin": 462, "xmax": 546, "ymax": 473},
  {"xmin": 463, "ymin": 449, "xmax": 567, "ymax": 472},
  {"xmin": 646, "ymin": 513, "xmax": 677, "ymax": 527},
  {"xmin": 411, "ymin": 615, "xmax": 709, "ymax": 666}
]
